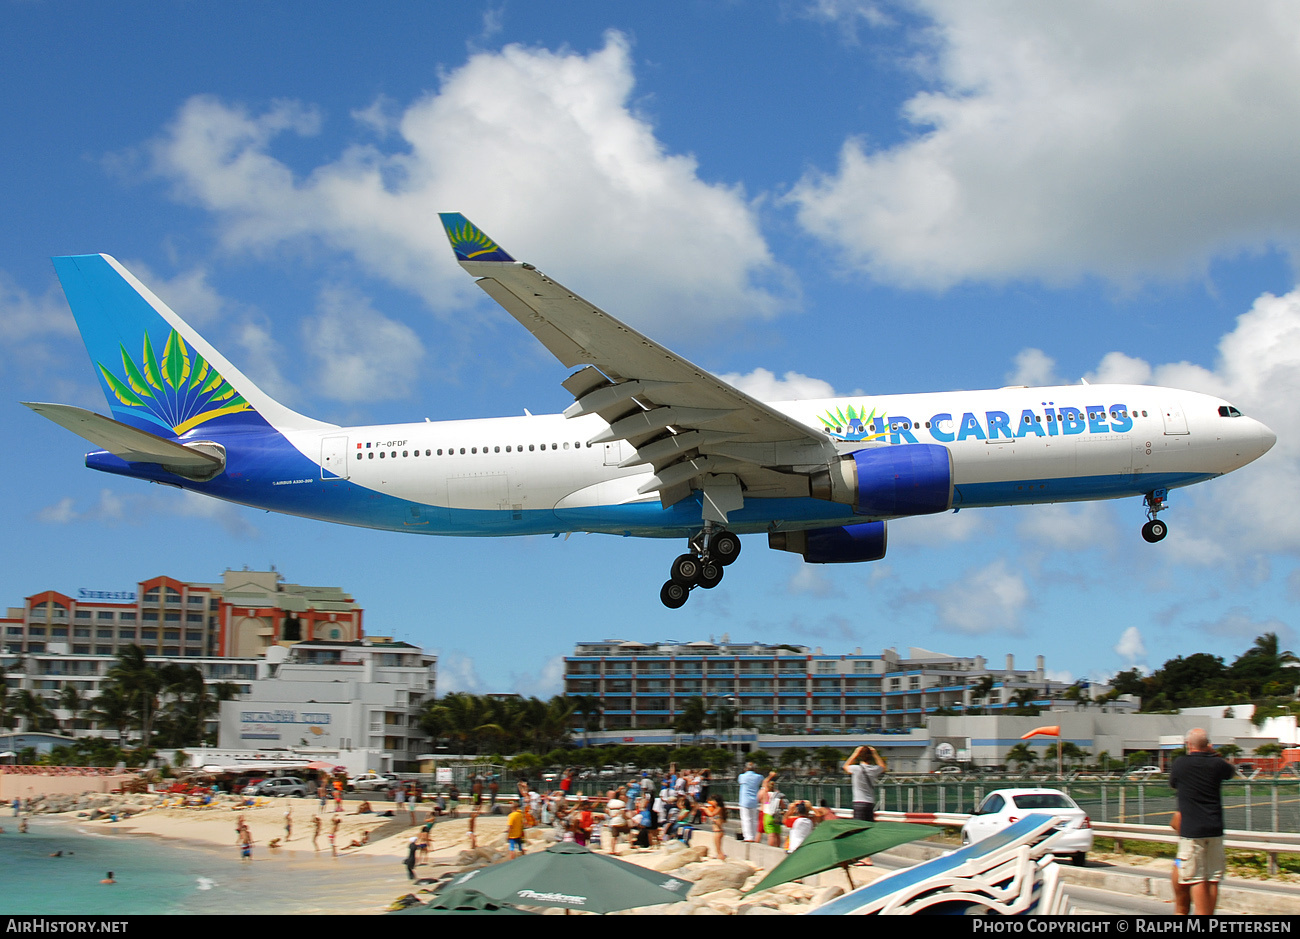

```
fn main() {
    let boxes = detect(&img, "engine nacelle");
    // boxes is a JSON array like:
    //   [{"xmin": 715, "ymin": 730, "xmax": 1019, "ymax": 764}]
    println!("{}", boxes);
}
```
[
  {"xmin": 810, "ymin": 443, "xmax": 953, "ymax": 517},
  {"xmin": 769, "ymin": 521, "xmax": 887, "ymax": 564}
]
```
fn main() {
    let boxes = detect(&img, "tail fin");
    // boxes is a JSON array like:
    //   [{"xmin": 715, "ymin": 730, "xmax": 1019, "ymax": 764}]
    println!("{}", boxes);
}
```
[{"xmin": 53, "ymin": 254, "xmax": 327, "ymax": 437}]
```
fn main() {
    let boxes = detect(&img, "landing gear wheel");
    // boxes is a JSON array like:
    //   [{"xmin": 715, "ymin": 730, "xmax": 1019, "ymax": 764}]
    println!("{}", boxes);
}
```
[
  {"xmin": 1142, "ymin": 519, "xmax": 1167, "ymax": 543},
  {"xmin": 696, "ymin": 561, "xmax": 724, "ymax": 589},
  {"xmin": 670, "ymin": 553, "xmax": 702, "ymax": 586},
  {"xmin": 710, "ymin": 530, "xmax": 742, "ymax": 566},
  {"xmin": 660, "ymin": 580, "xmax": 689, "ymax": 609},
  {"xmin": 1071, "ymin": 853, "xmax": 1087, "ymax": 867}
]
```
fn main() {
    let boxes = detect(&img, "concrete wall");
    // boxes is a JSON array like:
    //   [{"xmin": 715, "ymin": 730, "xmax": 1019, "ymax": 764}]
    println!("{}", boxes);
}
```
[{"xmin": 0, "ymin": 771, "xmax": 136, "ymax": 800}]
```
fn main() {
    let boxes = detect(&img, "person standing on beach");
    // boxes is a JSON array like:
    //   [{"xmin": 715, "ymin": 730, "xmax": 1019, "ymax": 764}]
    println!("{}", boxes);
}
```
[
  {"xmin": 333, "ymin": 779, "xmax": 344, "ymax": 813},
  {"xmin": 844, "ymin": 745, "xmax": 887, "ymax": 821},
  {"xmin": 404, "ymin": 836, "xmax": 419, "ymax": 880},
  {"xmin": 704, "ymin": 795, "xmax": 728, "ymax": 861},
  {"xmin": 312, "ymin": 815, "xmax": 321, "ymax": 851},
  {"xmin": 488, "ymin": 777, "xmax": 499, "ymax": 808},
  {"xmin": 239, "ymin": 828, "xmax": 253, "ymax": 862},
  {"xmin": 506, "ymin": 799, "xmax": 526, "ymax": 859},
  {"xmin": 284, "ymin": 806, "xmax": 292, "ymax": 842},
  {"xmin": 330, "ymin": 814, "xmax": 341, "ymax": 857},
  {"xmin": 737, "ymin": 762, "xmax": 763, "ymax": 842},
  {"xmin": 317, "ymin": 781, "xmax": 328, "ymax": 811}
]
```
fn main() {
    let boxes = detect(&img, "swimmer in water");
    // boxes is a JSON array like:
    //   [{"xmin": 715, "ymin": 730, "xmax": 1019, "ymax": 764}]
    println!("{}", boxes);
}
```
[{"xmin": 101, "ymin": 872, "xmax": 116, "ymax": 884}]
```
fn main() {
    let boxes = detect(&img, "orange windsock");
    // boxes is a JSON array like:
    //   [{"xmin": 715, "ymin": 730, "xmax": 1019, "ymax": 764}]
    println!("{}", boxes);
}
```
[{"xmin": 1021, "ymin": 725, "xmax": 1060, "ymax": 739}]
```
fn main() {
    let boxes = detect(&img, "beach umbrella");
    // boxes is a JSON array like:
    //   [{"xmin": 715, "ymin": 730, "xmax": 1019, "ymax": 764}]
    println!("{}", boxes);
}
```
[
  {"xmin": 439, "ymin": 841, "xmax": 692, "ymax": 913},
  {"xmin": 388, "ymin": 887, "xmax": 538, "ymax": 915},
  {"xmin": 745, "ymin": 819, "xmax": 941, "ymax": 894}
]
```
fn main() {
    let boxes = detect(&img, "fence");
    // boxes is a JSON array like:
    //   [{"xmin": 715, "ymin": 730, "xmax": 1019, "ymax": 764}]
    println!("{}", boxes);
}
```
[{"xmin": 704, "ymin": 777, "xmax": 1300, "ymax": 834}]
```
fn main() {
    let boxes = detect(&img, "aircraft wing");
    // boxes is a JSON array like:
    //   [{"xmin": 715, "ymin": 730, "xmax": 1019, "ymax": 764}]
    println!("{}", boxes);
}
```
[
  {"xmin": 439, "ymin": 213, "xmax": 834, "ymax": 509},
  {"xmin": 23, "ymin": 402, "xmax": 225, "ymax": 478}
]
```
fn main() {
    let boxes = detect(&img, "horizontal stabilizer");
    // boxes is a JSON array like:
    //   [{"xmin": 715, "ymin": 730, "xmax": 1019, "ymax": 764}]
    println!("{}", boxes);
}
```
[{"xmin": 22, "ymin": 402, "xmax": 225, "ymax": 480}]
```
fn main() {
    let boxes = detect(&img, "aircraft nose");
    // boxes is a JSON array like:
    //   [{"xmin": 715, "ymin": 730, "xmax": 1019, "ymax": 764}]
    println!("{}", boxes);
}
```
[{"xmin": 1258, "ymin": 419, "xmax": 1278, "ymax": 456}]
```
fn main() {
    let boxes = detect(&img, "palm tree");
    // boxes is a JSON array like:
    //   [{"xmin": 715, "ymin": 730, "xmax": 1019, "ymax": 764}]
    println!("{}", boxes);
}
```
[
  {"xmin": 106, "ymin": 645, "xmax": 162, "ymax": 749},
  {"xmin": 16, "ymin": 690, "xmax": 54, "ymax": 733},
  {"xmin": 1010, "ymin": 688, "xmax": 1039, "ymax": 714},
  {"xmin": 1004, "ymin": 742, "xmax": 1038, "ymax": 771},
  {"xmin": 970, "ymin": 675, "xmax": 995, "ymax": 714},
  {"xmin": 673, "ymin": 696, "xmax": 708, "ymax": 741},
  {"xmin": 572, "ymin": 694, "xmax": 603, "ymax": 746},
  {"xmin": 89, "ymin": 687, "xmax": 134, "ymax": 747},
  {"xmin": 57, "ymin": 685, "xmax": 87, "ymax": 734}
]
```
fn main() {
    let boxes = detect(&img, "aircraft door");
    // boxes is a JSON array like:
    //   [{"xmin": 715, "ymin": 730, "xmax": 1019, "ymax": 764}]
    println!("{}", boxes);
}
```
[
  {"xmin": 603, "ymin": 441, "xmax": 623, "ymax": 466},
  {"xmin": 321, "ymin": 436, "xmax": 350, "ymax": 479},
  {"xmin": 1161, "ymin": 401, "xmax": 1189, "ymax": 435}
]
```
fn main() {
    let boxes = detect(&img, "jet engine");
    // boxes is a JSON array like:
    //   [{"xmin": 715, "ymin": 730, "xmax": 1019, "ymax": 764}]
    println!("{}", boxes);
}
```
[
  {"xmin": 810, "ymin": 443, "xmax": 953, "ymax": 517},
  {"xmin": 769, "ymin": 521, "xmax": 887, "ymax": 563}
]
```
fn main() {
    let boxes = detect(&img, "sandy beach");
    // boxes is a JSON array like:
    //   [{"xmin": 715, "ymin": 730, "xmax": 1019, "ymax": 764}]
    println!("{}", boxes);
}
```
[{"xmin": 48, "ymin": 794, "xmax": 850, "ymax": 915}]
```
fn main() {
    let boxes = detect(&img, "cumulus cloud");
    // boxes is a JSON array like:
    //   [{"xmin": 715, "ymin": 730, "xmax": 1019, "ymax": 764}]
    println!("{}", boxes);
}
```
[
  {"xmin": 907, "ymin": 557, "xmax": 1030, "ymax": 634},
  {"xmin": 1114, "ymin": 625, "xmax": 1147, "ymax": 665},
  {"xmin": 791, "ymin": 3, "xmax": 1300, "ymax": 288},
  {"xmin": 0, "ymin": 271, "xmax": 76, "ymax": 343},
  {"xmin": 1016, "ymin": 502, "xmax": 1117, "ymax": 550},
  {"xmin": 304, "ymin": 285, "xmax": 425, "ymax": 402},
  {"xmin": 1089, "ymin": 288, "xmax": 1300, "ymax": 560},
  {"xmin": 1196, "ymin": 609, "xmax": 1294, "ymax": 645},
  {"xmin": 719, "ymin": 367, "xmax": 836, "ymax": 401},
  {"xmin": 123, "ymin": 261, "xmax": 229, "ymax": 327},
  {"xmin": 1006, "ymin": 348, "xmax": 1057, "ymax": 387},
  {"xmin": 512, "ymin": 654, "xmax": 567, "ymax": 698},
  {"xmin": 436, "ymin": 651, "xmax": 484, "ymax": 694},
  {"xmin": 33, "ymin": 487, "xmax": 257, "ymax": 538},
  {"xmin": 788, "ymin": 565, "xmax": 841, "ymax": 598},
  {"xmin": 147, "ymin": 32, "xmax": 787, "ymax": 330}
]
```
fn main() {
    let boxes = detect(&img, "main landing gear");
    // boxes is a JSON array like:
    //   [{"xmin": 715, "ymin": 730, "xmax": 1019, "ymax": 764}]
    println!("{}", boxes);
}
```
[
  {"xmin": 660, "ymin": 527, "xmax": 742, "ymax": 609},
  {"xmin": 1141, "ymin": 489, "xmax": 1169, "ymax": 543}
]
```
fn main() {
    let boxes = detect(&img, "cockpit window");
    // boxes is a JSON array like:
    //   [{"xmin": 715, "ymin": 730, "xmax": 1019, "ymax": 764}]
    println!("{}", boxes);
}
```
[{"xmin": 1218, "ymin": 405, "xmax": 1243, "ymax": 418}]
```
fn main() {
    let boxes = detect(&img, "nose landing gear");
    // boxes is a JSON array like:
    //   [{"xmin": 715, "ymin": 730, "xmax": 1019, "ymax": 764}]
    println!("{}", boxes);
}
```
[
  {"xmin": 1141, "ymin": 489, "xmax": 1169, "ymax": 543},
  {"xmin": 659, "ymin": 527, "xmax": 742, "ymax": 608}
]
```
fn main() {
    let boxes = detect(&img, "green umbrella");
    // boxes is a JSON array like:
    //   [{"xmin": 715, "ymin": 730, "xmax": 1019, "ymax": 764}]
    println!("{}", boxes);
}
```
[
  {"xmin": 388, "ymin": 887, "xmax": 539, "ymax": 915},
  {"xmin": 439, "ymin": 841, "xmax": 693, "ymax": 914},
  {"xmin": 745, "ymin": 819, "xmax": 941, "ymax": 895}
]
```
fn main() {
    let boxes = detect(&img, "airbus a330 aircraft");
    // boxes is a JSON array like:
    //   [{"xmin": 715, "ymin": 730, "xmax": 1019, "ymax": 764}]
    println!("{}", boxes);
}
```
[{"xmin": 26, "ymin": 214, "xmax": 1276, "ymax": 608}]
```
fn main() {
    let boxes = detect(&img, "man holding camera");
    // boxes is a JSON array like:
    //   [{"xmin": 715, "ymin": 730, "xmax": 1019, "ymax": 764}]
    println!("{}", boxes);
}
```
[{"xmin": 844, "ymin": 745, "xmax": 888, "ymax": 821}]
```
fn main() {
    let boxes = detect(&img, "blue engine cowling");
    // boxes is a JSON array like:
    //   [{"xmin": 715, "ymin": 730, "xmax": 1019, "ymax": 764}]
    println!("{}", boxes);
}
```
[
  {"xmin": 768, "ymin": 521, "xmax": 887, "ymax": 563},
  {"xmin": 810, "ymin": 443, "xmax": 953, "ymax": 517}
]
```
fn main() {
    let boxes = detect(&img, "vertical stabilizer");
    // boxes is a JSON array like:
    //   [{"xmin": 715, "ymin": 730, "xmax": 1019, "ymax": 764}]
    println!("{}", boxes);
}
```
[{"xmin": 53, "ymin": 254, "xmax": 328, "ymax": 437}]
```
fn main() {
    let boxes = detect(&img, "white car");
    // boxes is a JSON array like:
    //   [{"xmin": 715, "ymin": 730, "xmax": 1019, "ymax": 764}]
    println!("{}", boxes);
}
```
[
  {"xmin": 961, "ymin": 788, "xmax": 1093, "ymax": 866},
  {"xmin": 348, "ymin": 772, "xmax": 395, "ymax": 792}
]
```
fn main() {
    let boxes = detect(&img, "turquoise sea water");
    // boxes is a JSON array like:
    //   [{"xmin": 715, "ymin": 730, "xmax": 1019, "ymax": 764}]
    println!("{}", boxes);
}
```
[{"xmin": 0, "ymin": 815, "xmax": 409, "ymax": 915}]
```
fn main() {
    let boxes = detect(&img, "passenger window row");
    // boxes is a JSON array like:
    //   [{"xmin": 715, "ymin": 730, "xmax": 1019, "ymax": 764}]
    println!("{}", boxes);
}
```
[{"xmin": 357, "ymin": 441, "xmax": 589, "ymax": 460}]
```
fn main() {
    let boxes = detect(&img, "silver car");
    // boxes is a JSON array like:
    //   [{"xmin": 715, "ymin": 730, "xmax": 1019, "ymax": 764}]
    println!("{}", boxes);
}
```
[{"xmin": 243, "ymin": 776, "xmax": 309, "ymax": 798}]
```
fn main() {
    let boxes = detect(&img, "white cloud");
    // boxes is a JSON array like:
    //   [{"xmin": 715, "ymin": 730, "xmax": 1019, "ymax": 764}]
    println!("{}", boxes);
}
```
[
  {"xmin": 719, "ymin": 367, "xmax": 836, "ymax": 401},
  {"xmin": 910, "ymin": 557, "xmax": 1030, "ymax": 634},
  {"xmin": 1114, "ymin": 625, "xmax": 1147, "ymax": 665},
  {"xmin": 0, "ymin": 271, "xmax": 76, "ymax": 342},
  {"xmin": 33, "ymin": 487, "xmax": 257, "ymax": 538},
  {"xmin": 512, "ymin": 654, "xmax": 566, "ymax": 699},
  {"xmin": 1087, "ymin": 288, "xmax": 1300, "ymax": 559},
  {"xmin": 888, "ymin": 507, "xmax": 988, "ymax": 548},
  {"xmin": 1016, "ymin": 502, "xmax": 1117, "ymax": 551},
  {"xmin": 1086, "ymin": 351, "xmax": 1153, "ymax": 386},
  {"xmin": 305, "ymin": 285, "xmax": 425, "ymax": 402},
  {"xmin": 788, "ymin": 565, "xmax": 841, "ymax": 598},
  {"xmin": 1196, "ymin": 609, "xmax": 1294, "ymax": 645},
  {"xmin": 1005, "ymin": 348, "xmax": 1056, "ymax": 387},
  {"xmin": 435, "ymin": 651, "xmax": 483, "ymax": 694},
  {"xmin": 123, "ymin": 261, "xmax": 228, "ymax": 327},
  {"xmin": 148, "ymin": 32, "xmax": 787, "ymax": 330},
  {"xmin": 790, "ymin": 3, "xmax": 1300, "ymax": 288}
]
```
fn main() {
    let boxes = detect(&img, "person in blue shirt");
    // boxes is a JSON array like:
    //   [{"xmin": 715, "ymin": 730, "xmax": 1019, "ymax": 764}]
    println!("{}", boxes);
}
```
[{"xmin": 737, "ymin": 762, "xmax": 764, "ymax": 842}]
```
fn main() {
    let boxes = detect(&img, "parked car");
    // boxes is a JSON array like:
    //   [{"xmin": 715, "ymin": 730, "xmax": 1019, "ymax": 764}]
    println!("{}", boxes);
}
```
[
  {"xmin": 961, "ymin": 788, "xmax": 1093, "ymax": 867},
  {"xmin": 243, "ymin": 776, "xmax": 309, "ymax": 798},
  {"xmin": 1127, "ymin": 766, "xmax": 1162, "ymax": 778},
  {"xmin": 348, "ymin": 772, "xmax": 394, "ymax": 792}
]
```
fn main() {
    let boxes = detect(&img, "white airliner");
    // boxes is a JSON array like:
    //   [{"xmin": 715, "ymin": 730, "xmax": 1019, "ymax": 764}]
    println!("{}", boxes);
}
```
[{"xmin": 26, "ymin": 214, "xmax": 1276, "ymax": 608}]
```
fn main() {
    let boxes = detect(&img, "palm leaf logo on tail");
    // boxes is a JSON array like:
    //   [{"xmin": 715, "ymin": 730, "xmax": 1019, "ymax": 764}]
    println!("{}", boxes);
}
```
[{"xmin": 98, "ymin": 329, "xmax": 251, "ymax": 435}]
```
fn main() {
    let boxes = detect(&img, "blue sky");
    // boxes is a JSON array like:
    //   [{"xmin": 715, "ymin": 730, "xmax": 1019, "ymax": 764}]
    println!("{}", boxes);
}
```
[{"xmin": 4, "ymin": 2, "xmax": 1299, "ymax": 696}]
